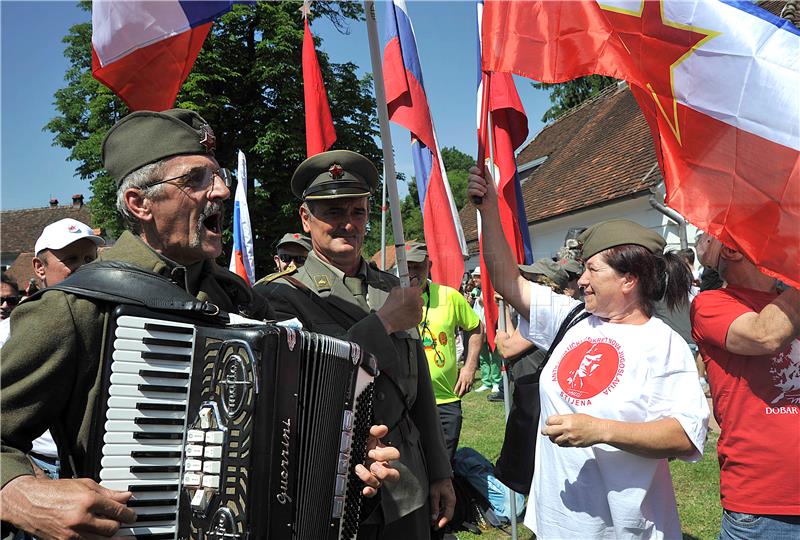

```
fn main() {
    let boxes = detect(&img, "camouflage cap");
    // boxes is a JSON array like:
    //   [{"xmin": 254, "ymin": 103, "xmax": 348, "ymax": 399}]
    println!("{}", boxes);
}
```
[
  {"xmin": 276, "ymin": 232, "xmax": 312, "ymax": 252},
  {"xmin": 558, "ymin": 257, "xmax": 584, "ymax": 277},
  {"xmin": 291, "ymin": 150, "xmax": 378, "ymax": 200},
  {"xmin": 519, "ymin": 258, "xmax": 570, "ymax": 290},
  {"xmin": 403, "ymin": 241, "xmax": 428, "ymax": 263},
  {"xmin": 102, "ymin": 109, "xmax": 216, "ymax": 185},
  {"xmin": 578, "ymin": 219, "xmax": 666, "ymax": 261}
]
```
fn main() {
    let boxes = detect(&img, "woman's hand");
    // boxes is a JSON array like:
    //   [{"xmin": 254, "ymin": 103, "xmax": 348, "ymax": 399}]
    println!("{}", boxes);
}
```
[
  {"xmin": 542, "ymin": 413, "xmax": 608, "ymax": 447},
  {"xmin": 467, "ymin": 165, "xmax": 499, "ymax": 209}
]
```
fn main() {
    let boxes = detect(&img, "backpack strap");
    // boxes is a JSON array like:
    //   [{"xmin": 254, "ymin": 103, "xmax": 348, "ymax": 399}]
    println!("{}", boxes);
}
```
[
  {"xmin": 28, "ymin": 261, "xmax": 225, "ymax": 320},
  {"xmin": 540, "ymin": 302, "xmax": 591, "ymax": 369}
]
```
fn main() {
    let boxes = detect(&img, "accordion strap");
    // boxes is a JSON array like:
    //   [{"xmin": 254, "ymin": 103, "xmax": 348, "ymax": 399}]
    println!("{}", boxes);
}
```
[{"xmin": 29, "ymin": 261, "xmax": 224, "ymax": 319}]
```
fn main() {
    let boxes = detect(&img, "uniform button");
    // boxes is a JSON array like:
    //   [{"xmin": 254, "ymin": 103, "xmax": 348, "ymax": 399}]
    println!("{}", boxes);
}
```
[{"xmin": 376, "ymin": 391, "xmax": 386, "ymax": 401}]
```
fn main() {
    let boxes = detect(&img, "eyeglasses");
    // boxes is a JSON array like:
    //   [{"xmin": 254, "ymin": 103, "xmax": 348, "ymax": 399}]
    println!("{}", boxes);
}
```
[
  {"xmin": 278, "ymin": 254, "xmax": 307, "ymax": 265},
  {"xmin": 144, "ymin": 166, "xmax": 232, "ymax": 193},
  {"xmin": 1, "ymin": 295, "xmax": 21, "ymax": 306}
]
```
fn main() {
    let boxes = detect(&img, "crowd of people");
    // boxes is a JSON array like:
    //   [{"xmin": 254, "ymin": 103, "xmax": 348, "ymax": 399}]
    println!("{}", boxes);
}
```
[{"xmin": 0, "ymin": 108, "xmax": 797, "ymax": 540}]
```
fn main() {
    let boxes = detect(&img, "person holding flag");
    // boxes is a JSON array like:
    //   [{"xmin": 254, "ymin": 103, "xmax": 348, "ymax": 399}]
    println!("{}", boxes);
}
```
[{"xmin": 468, "ymin": 166, "xmax": 709, "ymax": 539}]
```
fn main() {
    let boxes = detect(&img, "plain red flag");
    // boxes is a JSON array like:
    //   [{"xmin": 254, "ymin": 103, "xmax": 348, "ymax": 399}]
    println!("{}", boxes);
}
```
[{"xmin": 302, "ymin": 17, "xmax": 336, "ymax": 157}]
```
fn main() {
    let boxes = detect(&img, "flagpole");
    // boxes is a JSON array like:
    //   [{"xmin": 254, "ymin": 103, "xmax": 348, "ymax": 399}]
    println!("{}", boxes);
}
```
[
  {"xmin": 381, "ymin": 165, "xmax": 388, "ymax": 271},
  {"xmin": 486, "ymin": 89, "xmax": 519, "ymax": 540},
  {"xmin": 365, "ymin": 0, "xmax": 410, "ymax": 287}
]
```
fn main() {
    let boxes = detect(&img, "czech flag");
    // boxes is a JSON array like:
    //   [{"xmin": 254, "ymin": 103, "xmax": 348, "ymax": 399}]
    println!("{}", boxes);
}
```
[
  {"xmin": 91, "ymin": 0, "xmax": 239, "ymax": 111},
  {"xmin": 481, "ymin": 0, "xmax": 800, "ymax": 288},
  {"xmin": 476, "ymin": 0, "xmax": 532, "ymax": 347},
  {"xmin": 229, "ymin": 150, "xmax": 255, "ymax": 286},
  {"xmin": 383, "ymin": 0, "xmax": 469, "ymax": 290}
]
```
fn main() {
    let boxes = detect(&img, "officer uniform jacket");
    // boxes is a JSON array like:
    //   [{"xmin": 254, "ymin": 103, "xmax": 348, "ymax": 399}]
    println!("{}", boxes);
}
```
[
  {"xmin": 0, "ymin": 231, "xmax": 271, "ymax": 489},
  {"xmin": 254, "ymin": 251, "xmax": 452, "ymax": 524}
]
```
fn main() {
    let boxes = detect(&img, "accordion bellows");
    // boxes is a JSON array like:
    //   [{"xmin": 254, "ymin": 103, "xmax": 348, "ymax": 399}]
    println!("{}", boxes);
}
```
[{"xmin": 92, "ymin": 305, "xmax": 377, "ymax": 539}]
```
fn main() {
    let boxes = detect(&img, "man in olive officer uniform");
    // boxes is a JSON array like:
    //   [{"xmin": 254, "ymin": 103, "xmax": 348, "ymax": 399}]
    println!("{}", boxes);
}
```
[
  {"xmin": 0, "ymin": 112, "xmax": 396, "ymax": 538},
  {"xmin": 258, "ymin": 232, "xmax": 313, "ymax": 285},
  {"xmin": 255, "ymin": 150, "xmax": 455, "ymax": 539}
]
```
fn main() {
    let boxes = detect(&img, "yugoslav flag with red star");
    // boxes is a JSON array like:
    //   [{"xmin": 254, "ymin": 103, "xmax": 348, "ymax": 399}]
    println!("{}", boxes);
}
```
[{"xmin": 482, "ymin": 0, "xmax": 799, "ymax": 288}]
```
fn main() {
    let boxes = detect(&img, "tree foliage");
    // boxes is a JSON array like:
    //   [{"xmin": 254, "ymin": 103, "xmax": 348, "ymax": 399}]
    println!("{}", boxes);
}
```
[
  {"xmin": 47, "ymin": 1, "xmax": 379, "ymax": 274},
  {"xmin": 532, "ymin": 75, "xmax": 618, "ymax": 122}
]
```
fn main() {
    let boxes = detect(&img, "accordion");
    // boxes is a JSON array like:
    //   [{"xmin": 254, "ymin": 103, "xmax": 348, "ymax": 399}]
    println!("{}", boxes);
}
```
[{"xmin": 91, "ymin": 305, "xmax": 377, "ymax": 539}]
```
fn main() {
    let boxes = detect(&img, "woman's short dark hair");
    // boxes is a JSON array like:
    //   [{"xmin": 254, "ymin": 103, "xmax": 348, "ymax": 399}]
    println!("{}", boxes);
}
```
[{"xmin": 602, "ymin": 244, "xmax": 692, "ymax": 317}]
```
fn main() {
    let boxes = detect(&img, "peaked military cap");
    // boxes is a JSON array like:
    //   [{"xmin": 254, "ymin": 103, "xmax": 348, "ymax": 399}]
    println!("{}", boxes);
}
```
[
  {"xmin": 403, "ymin": 241, "xmax": 428, "ymax": 263},
  {"xmin": 276, "ymin": 232, "xmax": 312, "ymax": 252},
  {"xmin": 559, "ymin": 257, "xmax": 583, "ymax": 277},
  {"xmin": 291, "ymin": 150, "xmax": 378, "ymax": 200},
  {"xmin": 102, "ymin": 109, "xmax": 216, "ymax": 185},
  {"xmin": 578, "ymin": 219, "xmax": 666, "ymax": 261}
]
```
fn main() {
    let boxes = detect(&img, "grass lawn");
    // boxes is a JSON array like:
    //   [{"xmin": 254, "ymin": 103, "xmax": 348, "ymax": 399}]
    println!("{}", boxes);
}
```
[{"xmin": 454, "ymin": 389, "xmax": 721, "ymax": 539}]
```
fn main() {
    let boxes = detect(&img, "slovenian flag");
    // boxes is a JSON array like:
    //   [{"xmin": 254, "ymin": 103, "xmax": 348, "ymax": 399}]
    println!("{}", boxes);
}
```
[
  {"xmin": 476, "ymin": 0, "xmax": 532, "ymax": 347},
  {"xmin": 383, "ymin": 0, "xmax": 469, "ymax": 290},
  {"xmin": 91, "ymin": 0, "xmax": 240, "ymax": 111},
  {"xmin": 229, "ymin": 150, "xmax": 255, "ymax": 286},
  {"xmin": 481, "ymin": 0, "xmax": 800, "ymax": 288}
]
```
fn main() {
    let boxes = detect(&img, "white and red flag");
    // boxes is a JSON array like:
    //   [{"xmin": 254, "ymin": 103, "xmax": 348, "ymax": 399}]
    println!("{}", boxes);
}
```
[
  {"xmin": 482, "ymin": 0, "xmax": 800, "ymax": 288},
  {"xmin": 301, "ymin": 1, "xmax": 336, "ymax": 156},
  {"xmin": 91, "ymin": 0, "xmax": 240, "ymax": 111},
  {"xmin": 383, "ymin": 0, "xmax": 468, "ymax": 290},
  {"xmin": 229, "ymin": 150, "xmax": 255, "ymax": 286}
]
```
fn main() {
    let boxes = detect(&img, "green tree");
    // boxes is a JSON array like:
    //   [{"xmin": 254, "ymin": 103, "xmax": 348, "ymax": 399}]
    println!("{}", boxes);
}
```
[
  {"xmin": 533, "ymin": 75, "xmax": 618, "ymax": 122},
  {"xmin": 46, "ymin": 1, "xmax": 379, "ymax": 274}
]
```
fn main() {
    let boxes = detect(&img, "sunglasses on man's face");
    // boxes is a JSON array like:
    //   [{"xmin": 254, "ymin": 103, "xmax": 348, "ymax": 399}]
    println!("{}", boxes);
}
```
[
  {"xmin": 1, "ymin": 295, "xmax": 21, "ymax": 306},
  {"xmin": 278, "ymin": 254, "xmax": 307, "ymax": 265}
]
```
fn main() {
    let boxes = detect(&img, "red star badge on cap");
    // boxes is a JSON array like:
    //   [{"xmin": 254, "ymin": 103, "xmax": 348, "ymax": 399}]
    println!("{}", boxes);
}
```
[
  {"xmin": 199, "ymin": 124, "xmax": 216, "ymax": 152},
  {"xmin": 328, "ymin": 163, "xmax": 345, "ymax": 179}
]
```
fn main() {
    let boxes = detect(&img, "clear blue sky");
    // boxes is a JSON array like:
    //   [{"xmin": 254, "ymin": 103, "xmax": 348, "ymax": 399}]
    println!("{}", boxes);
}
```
[{"xmin": 0, "ymin": 1, "xmax": 551, "ymax": 211}]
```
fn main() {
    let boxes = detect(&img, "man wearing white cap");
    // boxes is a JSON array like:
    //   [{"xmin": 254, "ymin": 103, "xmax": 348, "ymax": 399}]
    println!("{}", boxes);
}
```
[
  {"xmin": 32, "ymin": 218, "xmax": 105, "ymax": 288},
  {"xmin": 0, "ymin": 219, "xmax": 104, "ymax": 490}
]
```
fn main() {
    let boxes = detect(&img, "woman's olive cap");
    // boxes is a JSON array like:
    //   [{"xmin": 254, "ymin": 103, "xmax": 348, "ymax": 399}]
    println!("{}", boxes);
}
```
[
  {"xmin": 102, "ymin": 109, "xmax": 216, "ymax": 185},
  {"xmin": 291, "ymin": 150, "xmax": 378, "ymax": 200},
  {"xmin": 578, "ymin": 219, "xmax": 666, "ymax": 260}
]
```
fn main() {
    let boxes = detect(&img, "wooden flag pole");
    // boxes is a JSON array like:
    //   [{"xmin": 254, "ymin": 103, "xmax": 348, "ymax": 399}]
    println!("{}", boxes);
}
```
[{"xmin": 364, "ymin": 0, "xmax": 409, "ymax": 287}]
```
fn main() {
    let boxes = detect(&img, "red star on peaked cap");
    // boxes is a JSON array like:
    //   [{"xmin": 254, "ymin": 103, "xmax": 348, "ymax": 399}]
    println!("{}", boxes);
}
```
[
  {"xmin": 290, "ymin": 150, "xmax": 378, "ymax": 200},
  {"xmin": 600, "ymin": 0, "xmax": 715, "ymax": 144}
]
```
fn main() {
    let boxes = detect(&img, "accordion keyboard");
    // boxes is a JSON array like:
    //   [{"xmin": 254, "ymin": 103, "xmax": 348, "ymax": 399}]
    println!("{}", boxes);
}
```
[{"xmin": 99, "ymin": 315, "xmax": 196, "ymax": 539}]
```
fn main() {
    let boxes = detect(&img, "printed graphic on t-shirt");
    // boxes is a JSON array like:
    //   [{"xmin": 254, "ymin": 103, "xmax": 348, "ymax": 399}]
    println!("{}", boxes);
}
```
[
  {"xmin": 555, "ymin": 338, "xmax": 626, "ymax": 401},
  {"xmin": 768, "ymin": 341, "xmax": 800, "ymax": 409}
]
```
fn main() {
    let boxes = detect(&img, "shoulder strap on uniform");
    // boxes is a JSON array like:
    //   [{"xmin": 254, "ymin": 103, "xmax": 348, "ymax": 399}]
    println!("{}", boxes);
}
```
[{"xmin": 28, "ymin": 261, "xmax": 225, "ymax": 319}]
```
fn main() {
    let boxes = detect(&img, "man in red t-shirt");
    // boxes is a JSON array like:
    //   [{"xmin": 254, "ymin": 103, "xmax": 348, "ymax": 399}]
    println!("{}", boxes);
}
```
[{"xmin": 691, "ymin": 234, "xmax": 800, "ymax": 539}]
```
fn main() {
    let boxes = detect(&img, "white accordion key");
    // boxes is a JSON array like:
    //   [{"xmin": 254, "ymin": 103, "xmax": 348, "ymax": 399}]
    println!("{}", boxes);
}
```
[
  {"xmin": 204, "ymin": 446, "xmax": 223, "ymax": 459},
  {"xmin": 186, "ymin": 429, "xmax": 205, "ymax": 442},
  {"xmin": 185, "ymin": 444, "xmax": 204, "ymax": 457},
  {"xmin": 205, "ymin": 430, "xmax": 224, "ymax": 445},
  {"xmin": 184, "ymin": 459, "xmax": 202, "ymax": 472},
  {"xmin": 183, "ymin": 472, "xmax": 201, "ymax": 487},
  {"xmin": 199, "ymin": 406, "xmax": 214, "ymax": 429},
  {"xmin": 201, "ymin": 474, "xmax": 220, "ymax": 489},
  {"xmin": 190, "ymin": 488, "xmax": 212, "ymax": 512},
  {"xmin": 202, "ymin": 461, "xmax": 221, "ymax": 474}
]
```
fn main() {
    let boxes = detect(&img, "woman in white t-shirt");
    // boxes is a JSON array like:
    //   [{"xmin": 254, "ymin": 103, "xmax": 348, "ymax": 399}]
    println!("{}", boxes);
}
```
[{"xmin": 468, "ymin": 168, "xmax": 709, "ymax": 539}]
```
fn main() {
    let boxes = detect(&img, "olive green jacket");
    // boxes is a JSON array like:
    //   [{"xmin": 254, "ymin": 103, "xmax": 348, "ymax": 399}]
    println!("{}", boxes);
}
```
[
  {"xmin": 0, "ymin": 232, "xmax": 271, "ymax": 488},
  {"xmin": 254, "ymin": 252, "xmax": 452, "ymax": 524}
]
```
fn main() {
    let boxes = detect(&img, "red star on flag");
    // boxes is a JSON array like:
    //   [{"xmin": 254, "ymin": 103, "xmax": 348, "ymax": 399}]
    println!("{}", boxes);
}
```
[{"xmin": 600, "ymin": 0, "xmax": 716, "ymax": 144}]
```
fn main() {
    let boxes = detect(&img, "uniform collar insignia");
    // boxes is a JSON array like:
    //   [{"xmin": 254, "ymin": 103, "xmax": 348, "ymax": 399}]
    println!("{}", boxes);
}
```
[{"xmin": 313, "ymin": 274, "xmax": 332, "ymax": 291}]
